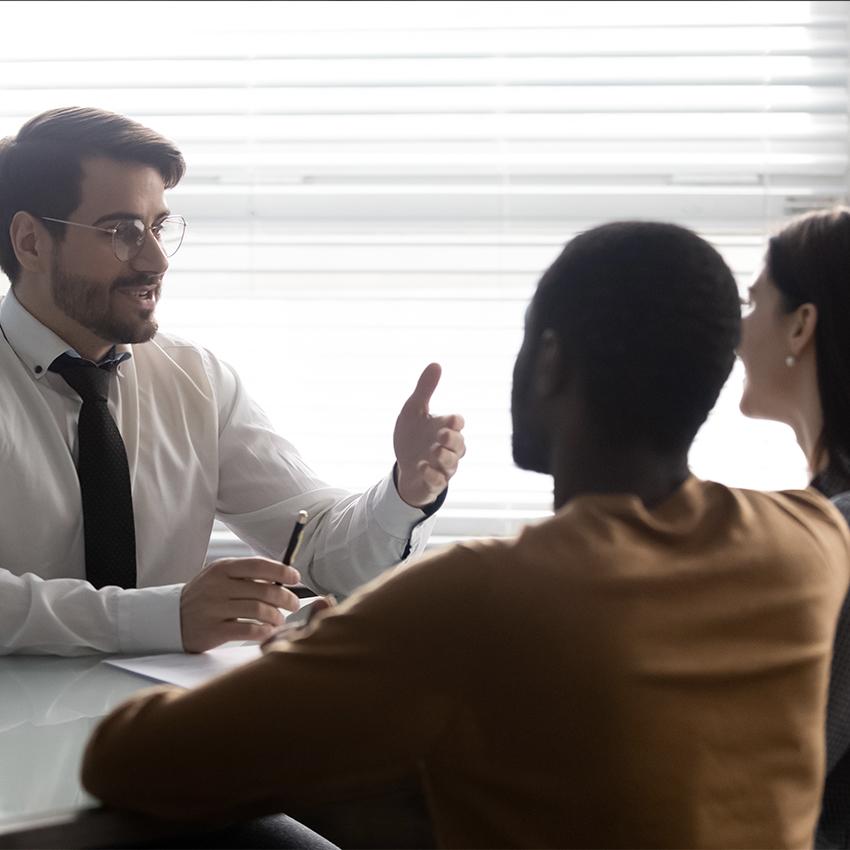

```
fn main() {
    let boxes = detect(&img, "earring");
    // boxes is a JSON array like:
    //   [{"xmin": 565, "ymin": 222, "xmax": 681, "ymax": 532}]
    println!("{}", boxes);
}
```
[{"xmin": 785, "ymin": 355, "xmax": 796, "ymax": 367}]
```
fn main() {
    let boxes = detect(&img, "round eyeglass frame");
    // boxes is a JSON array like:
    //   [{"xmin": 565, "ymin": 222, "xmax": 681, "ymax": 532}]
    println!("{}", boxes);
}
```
[{"xmin": 40, "ymin": 215, "xmax": 187, "ymax": 262}]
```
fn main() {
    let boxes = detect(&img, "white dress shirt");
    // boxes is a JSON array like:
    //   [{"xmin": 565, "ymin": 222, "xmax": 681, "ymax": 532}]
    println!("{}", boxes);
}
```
[{"xmin": 0, "ymin": 291, "xmax": 435, "ymax": 655}]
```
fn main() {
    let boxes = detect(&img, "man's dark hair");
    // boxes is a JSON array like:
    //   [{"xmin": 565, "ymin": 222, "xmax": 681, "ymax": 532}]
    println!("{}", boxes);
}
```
[
  {"xmin": 532, "ymin": 221, "xmax": 741, "ymax": 453},
  {"xmin": 0, "ymin": 107, "xmax": 186, "ymax": 284},
  {"xmin": 767, "ymin": 208, "xmax": 850, "ymax": 493}
]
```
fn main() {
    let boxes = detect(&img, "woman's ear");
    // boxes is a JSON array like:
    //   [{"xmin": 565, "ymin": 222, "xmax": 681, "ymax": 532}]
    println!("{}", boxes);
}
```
[{"xmin": 788, "ymin": 302, "xmax": 818, "ymax": 359}]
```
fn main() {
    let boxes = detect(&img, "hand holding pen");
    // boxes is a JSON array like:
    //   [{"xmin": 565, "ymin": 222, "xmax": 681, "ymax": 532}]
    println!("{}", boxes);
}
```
[
  {"xmin": 178, "ymin": 512, "xmax": 309, "ymax": 653},
  {"xmin": 179, "ymin": 553, "xmax": 301, "ymax": 653},
  {"xmin": 262, "ymin": 509, "xmax": 339, "ymax": 650}
]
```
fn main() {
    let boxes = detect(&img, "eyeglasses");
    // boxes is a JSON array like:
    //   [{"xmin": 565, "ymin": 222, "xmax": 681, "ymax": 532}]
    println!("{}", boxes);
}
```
[{"xmin": 40, "ymin": 215, "xmax": 187, "ymax": 263}]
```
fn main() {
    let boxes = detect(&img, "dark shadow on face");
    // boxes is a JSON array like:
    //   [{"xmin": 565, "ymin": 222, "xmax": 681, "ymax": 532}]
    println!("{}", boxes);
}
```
[{"xmin": 511, "ymin": 301, "xmax": 551, "ymax": 475}]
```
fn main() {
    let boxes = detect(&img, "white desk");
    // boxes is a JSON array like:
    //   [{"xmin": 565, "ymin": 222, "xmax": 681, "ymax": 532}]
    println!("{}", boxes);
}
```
[
  {"xmin": 0, "ymin": 654, "xmax": 413, "ymax": 850},
  {"xmin": 0, "ymin": 655, "xmax": 151, "ymax": 825},
  {"xmin": 0, "ymin": 655, "xmax": 245, "ymax": 849}
]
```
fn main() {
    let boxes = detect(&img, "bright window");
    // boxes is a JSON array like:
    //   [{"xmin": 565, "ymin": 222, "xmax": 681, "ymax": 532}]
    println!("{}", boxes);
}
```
[{"xmin": 2, "ymin": 0, "xmax": 846, "ymax": 548}]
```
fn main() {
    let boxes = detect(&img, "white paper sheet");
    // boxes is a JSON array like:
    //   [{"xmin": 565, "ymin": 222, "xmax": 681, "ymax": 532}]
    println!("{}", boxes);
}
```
[
  {"xmin": 103, "ymin": 643, "xmax": 262, "ymax": 688},
  {"xmin": 102, "ymin": 595, "xmax": 323, "ymax": 688}
]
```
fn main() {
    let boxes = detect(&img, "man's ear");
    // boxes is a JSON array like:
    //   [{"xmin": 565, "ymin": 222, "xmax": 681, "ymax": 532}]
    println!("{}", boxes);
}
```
[
  {"xmin": 787, "ymin": 302, "xmax": 817, "ymax": 359},
  {"xmin": 10, "ymin": 211, "xmax": 51, "ymax": 276},
  {"xmin": 534, "ymin": 328, "xmax": 567, "ymax": 398}
]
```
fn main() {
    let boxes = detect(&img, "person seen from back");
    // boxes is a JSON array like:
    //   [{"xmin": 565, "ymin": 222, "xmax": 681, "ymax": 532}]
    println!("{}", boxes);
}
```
[{"xmin": 81, "ymin": 221, "xmax": 850, "ymax": 849}]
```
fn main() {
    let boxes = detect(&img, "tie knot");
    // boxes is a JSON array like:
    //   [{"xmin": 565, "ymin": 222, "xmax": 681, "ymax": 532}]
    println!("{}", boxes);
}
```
[{"xmin": 50, "ymin": 355, "xmax": 112, "ymax": 402}]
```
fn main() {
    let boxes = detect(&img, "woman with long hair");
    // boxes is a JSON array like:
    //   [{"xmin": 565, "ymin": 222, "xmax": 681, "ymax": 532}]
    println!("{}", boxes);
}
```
[{"xmin": 738, "ymin": 206, "xmax": 850, "ymax": 848}]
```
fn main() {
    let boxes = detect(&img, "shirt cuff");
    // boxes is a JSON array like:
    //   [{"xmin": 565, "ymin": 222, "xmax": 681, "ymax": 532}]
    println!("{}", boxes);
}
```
[
  {"xmin": 390, "ymin": 462, "xmax": 448, "ymax": 518},
  {"xmin": 373, "ymin": 469, "xmax": 435, "ymax": 539},
  {"xmin": 116, "ymin": 584, "xmax": 184, "ymax": 654},
  {"xmin": 378, "ymin": 468, "xmax": 444, "ymax": 562}
]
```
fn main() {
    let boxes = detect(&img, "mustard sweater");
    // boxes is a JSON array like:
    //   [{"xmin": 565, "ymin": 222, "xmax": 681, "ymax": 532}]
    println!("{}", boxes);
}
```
[{"xmin": 83, "ymin": 478, "xmax": 850, "ymax": 849}]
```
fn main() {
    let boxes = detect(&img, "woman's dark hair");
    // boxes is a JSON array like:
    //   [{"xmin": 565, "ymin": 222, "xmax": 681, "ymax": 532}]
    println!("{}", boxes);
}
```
[
  {"xmin": 0, "ymin": 107, "xmax": 185, "ymax": 285},
  {"xmin": 767, "ymin": 207, "xmax": 850, "ymax": 495}
]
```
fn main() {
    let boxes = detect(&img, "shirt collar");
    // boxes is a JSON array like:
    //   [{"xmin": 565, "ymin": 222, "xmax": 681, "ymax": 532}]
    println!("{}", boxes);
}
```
[{"xmin": 0, "ymin": 289, "xmax": 132, "ymax": 379}]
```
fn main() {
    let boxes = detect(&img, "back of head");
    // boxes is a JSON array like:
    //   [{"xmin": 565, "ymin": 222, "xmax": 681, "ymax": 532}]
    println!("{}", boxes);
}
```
[
  {"xmin": 768, "ymin": 208, "xmax": 850, "ymax": 489},
  {"xmin": 0, "ymin": 107, "xmax": 185, "ymax": 285},
  {"xmin": 532, "ymin": 221, "xmax": 741, "ymax": 453}
]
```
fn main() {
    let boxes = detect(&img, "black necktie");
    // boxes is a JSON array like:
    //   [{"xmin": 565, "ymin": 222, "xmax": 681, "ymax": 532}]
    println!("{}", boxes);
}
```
[{"xmin": 51, "ymin": 356, "xmax": 137, "ymax": 589}]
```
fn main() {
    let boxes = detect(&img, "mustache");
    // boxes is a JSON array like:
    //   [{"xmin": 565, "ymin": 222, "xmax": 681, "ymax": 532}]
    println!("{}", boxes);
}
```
[{"xmin": 111, "ymin": 274, "xmax": 163, "ymax": 291}]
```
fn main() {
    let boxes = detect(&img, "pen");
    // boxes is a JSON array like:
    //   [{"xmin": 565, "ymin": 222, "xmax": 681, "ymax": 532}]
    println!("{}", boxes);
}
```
[
  {"xmin": 283, "ymin": 510, "xmax": 309, "ymax": 567},
  {"xmin": 274, "ymin": 510, "xmax": 309, "ymax": 588}
]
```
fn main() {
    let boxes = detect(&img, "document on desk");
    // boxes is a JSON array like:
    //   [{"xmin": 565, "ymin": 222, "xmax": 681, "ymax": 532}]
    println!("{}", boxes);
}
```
[
  {"xmin": 102, "ymin": 595, "xmax": 323, "ymax": 688},
  {"xmin": 103, "ymin": 644, "xmax": 262, "ymax": 689}
]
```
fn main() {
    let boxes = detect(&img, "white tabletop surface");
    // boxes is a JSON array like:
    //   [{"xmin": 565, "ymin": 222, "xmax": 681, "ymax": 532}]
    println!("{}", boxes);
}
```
[{"xmin": 0, "ymin": 655, "xmax": 161, "ymax": 824}]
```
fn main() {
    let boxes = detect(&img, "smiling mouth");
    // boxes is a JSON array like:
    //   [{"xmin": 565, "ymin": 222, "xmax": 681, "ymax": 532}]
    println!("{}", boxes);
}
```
[{"xmin": 118, "ymin": 286, "xmax": 159, "ymax": 303}]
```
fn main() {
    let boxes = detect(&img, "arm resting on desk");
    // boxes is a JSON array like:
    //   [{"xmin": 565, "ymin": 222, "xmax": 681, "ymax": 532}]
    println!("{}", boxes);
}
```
[
  {"xmin": 0, "ymin": 571, "xmax": 182, "ymax": 655},
  {"xmin": 80, "ymin": 549, "xmax": 479, "ymax": 823}
]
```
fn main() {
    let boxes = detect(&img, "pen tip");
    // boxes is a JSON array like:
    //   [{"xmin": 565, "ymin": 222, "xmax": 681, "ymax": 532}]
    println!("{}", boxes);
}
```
[{"xmin": 298, "ymin": 510, "xmax": 309, "ymax": 523}]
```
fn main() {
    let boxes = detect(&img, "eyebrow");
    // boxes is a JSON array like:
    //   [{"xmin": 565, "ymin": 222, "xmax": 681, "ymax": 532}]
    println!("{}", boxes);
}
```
[{"xmin": 92, "ymin": 210, "xmax": 171, "ymax": 227}]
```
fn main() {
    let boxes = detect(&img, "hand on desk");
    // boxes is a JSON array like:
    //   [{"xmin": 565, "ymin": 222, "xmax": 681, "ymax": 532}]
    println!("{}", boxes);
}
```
[
  {"xmin": 393, "ymin": 363, "xmax": 466, "ymax": 508},
  {"xmin": 180, "ymin": 557, "xmax": 301, "ymax": 653}
]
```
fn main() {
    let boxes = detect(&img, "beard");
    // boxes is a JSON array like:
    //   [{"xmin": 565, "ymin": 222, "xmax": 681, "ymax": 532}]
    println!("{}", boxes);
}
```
[{"xmin": 50, "ymin": 256, "xmax": 160, "ymax": 345}]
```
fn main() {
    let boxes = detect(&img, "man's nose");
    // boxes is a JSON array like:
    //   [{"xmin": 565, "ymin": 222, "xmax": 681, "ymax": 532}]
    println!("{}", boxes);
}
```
[{"xmin": 131, "ymin": 229, "xmax": 169, "ymax": 275}]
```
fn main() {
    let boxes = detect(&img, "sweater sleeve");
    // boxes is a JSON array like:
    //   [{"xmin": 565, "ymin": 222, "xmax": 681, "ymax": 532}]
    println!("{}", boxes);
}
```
[{"xmin": 80, "ymin": 546, "xmax": 486, "ymax": 822}]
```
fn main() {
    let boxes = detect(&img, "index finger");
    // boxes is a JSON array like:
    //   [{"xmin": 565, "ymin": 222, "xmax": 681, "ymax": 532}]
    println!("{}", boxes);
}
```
[{"xmin": 224, "ymin": 557, "xmax": 301, "ymax": 586}]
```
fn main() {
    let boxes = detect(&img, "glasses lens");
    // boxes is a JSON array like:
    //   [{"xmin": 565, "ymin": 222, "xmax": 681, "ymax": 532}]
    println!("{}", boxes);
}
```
[
  {"xmin": 113, "ymin": 220, "xmax": 147, "ymax": 262},
  {"xmin": 158, "ymin": 216, "xmax": 186, "ymax": 257}
]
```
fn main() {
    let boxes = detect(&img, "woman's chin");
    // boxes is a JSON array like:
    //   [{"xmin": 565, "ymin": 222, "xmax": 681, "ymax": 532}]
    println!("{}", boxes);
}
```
[
  {"xmin": 739, "ymin": 386, "xmax": 783, "ymax": 423},
  {"xmin": 739, "ymin": 384, "xmax": 766, "ymax": 420},
  {"xmin": 738, "ymin": 385, "xmax": 755, "ymax": 418}
]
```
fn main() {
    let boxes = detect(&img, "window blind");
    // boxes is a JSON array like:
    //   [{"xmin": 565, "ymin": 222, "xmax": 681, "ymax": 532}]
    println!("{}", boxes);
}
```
[{"xmin": 1, "ymin": 0, "xmax": 847, "ymax": 551}]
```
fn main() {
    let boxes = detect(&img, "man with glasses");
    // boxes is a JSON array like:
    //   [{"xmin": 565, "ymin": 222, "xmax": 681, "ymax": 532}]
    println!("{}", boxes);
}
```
[
  {"xmin": 40, "ymin": 215, "xmax": 187, "ymax": 264},
  {"xmin": 0, "ymin": 107, "xmax": 465, "ymax": 655}
]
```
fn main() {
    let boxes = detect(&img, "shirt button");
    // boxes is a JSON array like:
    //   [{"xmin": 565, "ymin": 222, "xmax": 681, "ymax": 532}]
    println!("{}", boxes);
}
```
[{"xmin": 34, "ymin": 365, "xmax": 43, "ymax": 374}]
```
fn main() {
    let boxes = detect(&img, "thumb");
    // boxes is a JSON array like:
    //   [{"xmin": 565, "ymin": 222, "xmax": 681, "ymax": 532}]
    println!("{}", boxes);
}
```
[{"xmin": 405, "ymin": 362, "xmax": 441, "ymax": 414}]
